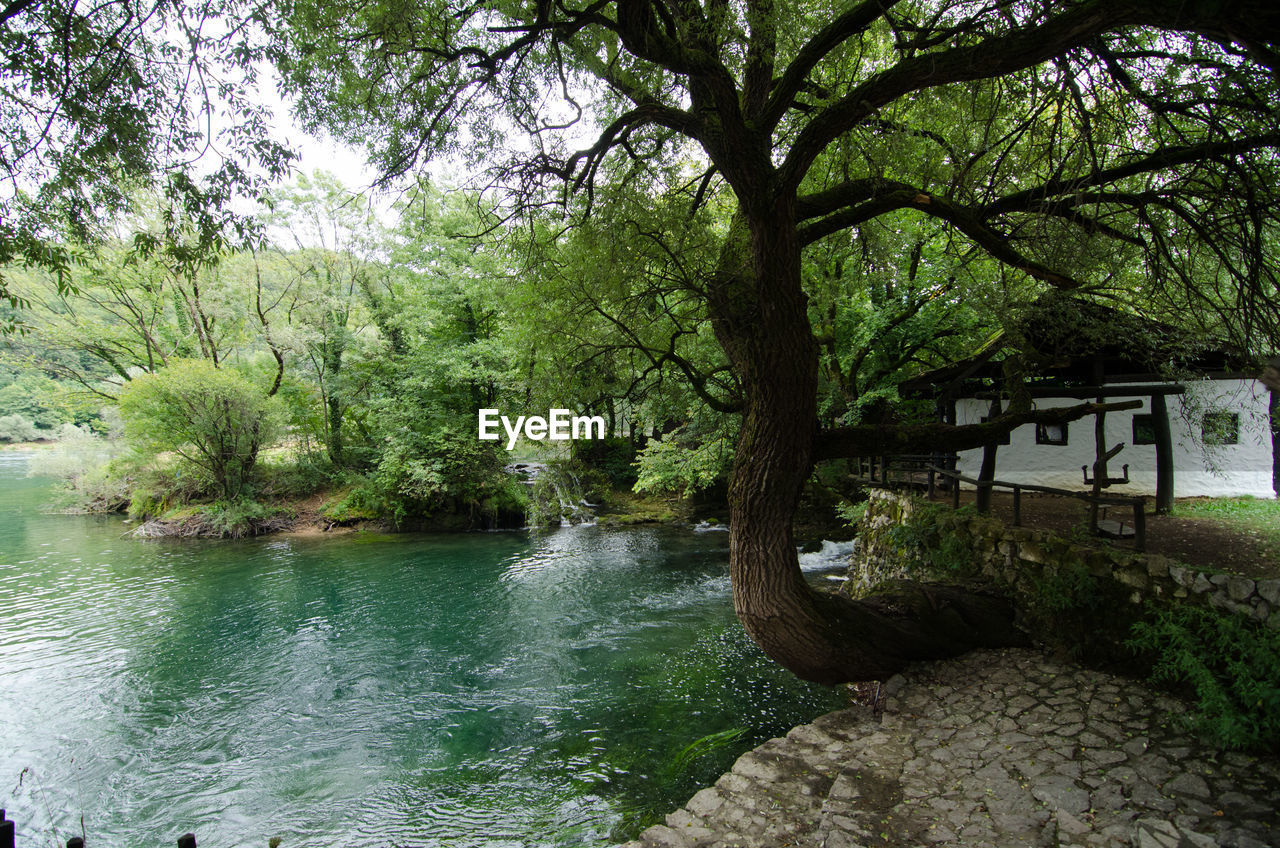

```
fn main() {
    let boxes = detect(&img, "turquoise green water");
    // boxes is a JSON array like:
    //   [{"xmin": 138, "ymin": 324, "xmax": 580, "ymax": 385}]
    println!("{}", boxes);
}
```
[{"xmin": 0, "ymin": 453, "xmax": 848, "ymax": 847}]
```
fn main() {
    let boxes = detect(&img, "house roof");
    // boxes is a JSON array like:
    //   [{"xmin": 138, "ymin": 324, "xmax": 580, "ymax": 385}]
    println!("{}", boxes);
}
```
[{"xmin": 899, "ymin": 294, "xmax": 1247, "ymax": 399}]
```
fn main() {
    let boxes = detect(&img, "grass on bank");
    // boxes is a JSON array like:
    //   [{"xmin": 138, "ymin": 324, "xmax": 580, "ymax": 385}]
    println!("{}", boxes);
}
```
[{"xmin": 1172, "ymin": 496, "xmax": 1280, "ymax": 573}]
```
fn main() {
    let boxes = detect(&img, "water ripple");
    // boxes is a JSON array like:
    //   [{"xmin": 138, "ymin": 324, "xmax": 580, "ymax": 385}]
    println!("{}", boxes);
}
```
[{"xmin": 0, "ymin": 457, "xmax": 844, "ymax": 847}]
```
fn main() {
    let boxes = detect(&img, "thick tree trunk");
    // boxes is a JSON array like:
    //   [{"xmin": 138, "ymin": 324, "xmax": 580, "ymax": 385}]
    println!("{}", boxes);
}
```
[{"xmin": 713, "ymin": 207, "xmax": 1025, "ymax": 685}]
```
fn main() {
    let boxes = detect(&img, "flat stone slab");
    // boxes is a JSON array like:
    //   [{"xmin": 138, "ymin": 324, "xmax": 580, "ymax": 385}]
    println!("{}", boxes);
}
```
[{"xmin": 616, "ymin": 648, "xmax": 1280, "ymax": 848}]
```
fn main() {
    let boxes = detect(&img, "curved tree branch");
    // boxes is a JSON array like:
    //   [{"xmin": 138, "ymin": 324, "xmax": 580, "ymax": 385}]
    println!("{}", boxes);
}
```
[{"xmin": 814, "ymin": 399, "xmax": 1143, "ymax": 461}]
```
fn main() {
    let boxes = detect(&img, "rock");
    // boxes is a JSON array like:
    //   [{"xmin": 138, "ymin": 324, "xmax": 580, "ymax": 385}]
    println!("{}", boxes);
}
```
[
  {"xmin": 1163, "ymin": 772, "xmax": 1211, "ymax": 799},
  {"xmin": 1122, "ymin": 736, "xmax": 1149, "ymax": 757},
  {"xmin": 1135, "ymin": 819, "xmax": 1181, "ymax": 848},
  {"xmin": 613, "ymin": 648, "xmax": 1280, "ymax": 848},
  {"xmin": 1031, "ymin": 775, "xmax": 1091, "ymax": 813},
  {"xmin": 1222, "ymin": 832, "xmax": 1271, "ymax": 848},
  {"xmin": 638, "ymin": 824, "xmax": 691, "ymax": 848},
  {"xmin": 1257, "ymin": 578, "xmax": 1280, "ymax": 606},
  {"xmin": 1217, "ymin": 790, "xmax": 1270, "ymax": 816},
  {"xmin": 1227, "ymin": 576, "xmax": 1257, "ymax": 602},
  {"xmin": 786, "ymin": 724, "xmax": 837, "ymax": 748},
  {"xmin": 1083, "ymin": 747, "xmax": 1127, "ymax": 767},
  {"xmin": 685, "ymin": 788, "xmax": 724, "ymax": 818},
  {"xmin": 730, "ymin": 752, "xmax": 785, "ymax": 782},
  {"xmin": 1177, "ymin": 829, "xmax": 1217, "ymax": 848},
  {"xmin": 1056, "ymin": 809, "xmax": 1092, "ymax": 836}
]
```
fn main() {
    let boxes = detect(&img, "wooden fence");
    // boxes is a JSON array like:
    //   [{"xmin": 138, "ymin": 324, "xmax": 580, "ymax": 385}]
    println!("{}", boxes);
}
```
[
  {"xmin": 928, "ymin": 465, "xmax": 1148, "ymax": 552},
  {"xmin": 850, "ymin": 455, "xmax": 1147, "ymax": 552}
]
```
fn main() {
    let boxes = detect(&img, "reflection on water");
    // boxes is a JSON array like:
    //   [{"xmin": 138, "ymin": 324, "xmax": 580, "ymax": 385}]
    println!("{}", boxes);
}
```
[{"xmin": 0, "ymin": 452, "xmax": 846, "ymax": 847}]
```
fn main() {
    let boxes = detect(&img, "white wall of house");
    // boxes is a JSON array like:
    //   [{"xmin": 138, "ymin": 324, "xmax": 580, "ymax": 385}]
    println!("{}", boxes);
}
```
[{"xmin": 953, "ymin": 377, "xmax": 1275, "ymax": 498}]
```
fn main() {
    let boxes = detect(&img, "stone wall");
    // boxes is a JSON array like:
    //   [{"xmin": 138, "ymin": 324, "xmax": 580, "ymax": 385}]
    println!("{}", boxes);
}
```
[{"xmin": 849, "ymin": 489, "xmax": 1279, "ymax": 631}]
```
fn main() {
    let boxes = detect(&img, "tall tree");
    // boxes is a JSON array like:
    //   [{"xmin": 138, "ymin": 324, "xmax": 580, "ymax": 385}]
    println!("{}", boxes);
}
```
[
  {"xmin": 276, "ymin": 0, "xmax": 1280, "ymax": 683},
  {"xmin": 265, "ymin": 172, "xmax": 384, "ymax": 465}
]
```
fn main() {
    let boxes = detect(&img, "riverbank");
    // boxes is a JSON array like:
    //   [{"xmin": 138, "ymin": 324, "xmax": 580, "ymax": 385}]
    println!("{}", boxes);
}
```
[{"xmin": 620, "ymin": 647, "xmax": 1280, "ymax": 848}]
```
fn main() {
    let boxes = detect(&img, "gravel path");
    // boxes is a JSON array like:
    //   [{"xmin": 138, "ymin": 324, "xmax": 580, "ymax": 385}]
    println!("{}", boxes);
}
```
[{"xmin": 619, "ymin": 649, "xmax": 1280, "ymax": 848}]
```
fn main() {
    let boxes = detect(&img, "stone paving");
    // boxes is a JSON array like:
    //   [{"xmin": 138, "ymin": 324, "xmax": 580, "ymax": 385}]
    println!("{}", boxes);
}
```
[{"xmin": 619, "ymin": 649, "xmax": 1280, "ymax": 848}]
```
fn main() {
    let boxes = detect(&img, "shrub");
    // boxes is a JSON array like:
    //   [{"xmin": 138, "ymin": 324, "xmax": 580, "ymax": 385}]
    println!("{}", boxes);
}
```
[
  {"xmin": 321, "ymin": 478, "xmax": 390, "ymax": 524},
  {"xmin": 198, "ymin": 498, "xmax": 275, "ymax": 538},
  {"xmin": 1129, "ymin": 605, "xmax": 1280, "ymax": 752},
  {"xmin": 883, "ymin": 502, "xmax": 978, "ymax": 575},
  {"xmin": 633, "ymin": 425, "xmax": 733, "ymax": 496},
  {"xmin": 572, "ymin": 435, "xmax": 638, "ymax": 488},
  {"xmin": 254, "ymin": 452, "xmax": 340, "ymax": 500},
  {"xmin": 0, "ymin": 375, "xmax": 66, "ymax": 429},
  {"xmin": 119, "ymin": 360, "xmax": 287, "ymax": 500},
  {"xmin": 0, "ymin": 414, "xmax": 41, "ymax": 442},
  {"xmin": 26, "ymin": 424, "xmax": 129, "ymax": 511}
]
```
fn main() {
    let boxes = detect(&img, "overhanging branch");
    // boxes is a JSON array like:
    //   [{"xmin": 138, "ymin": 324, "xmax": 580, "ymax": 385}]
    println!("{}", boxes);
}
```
[
  {"xmin": 814, "ymin": 399, "xmax": 1142, "ymax": 460},
  {"xmin": 799, "ymin": 186, "xmax": 1082, "ymax": 289}
]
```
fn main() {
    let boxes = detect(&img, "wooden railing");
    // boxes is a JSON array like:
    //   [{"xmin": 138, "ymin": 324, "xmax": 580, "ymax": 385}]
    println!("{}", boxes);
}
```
[
  {"xmin": 927, "ymin": 466, "xmax": 1146, "ymax": 552},
  {"xmin": 851, "ymin": 454, "xmax": 955, "ymax": 495}
]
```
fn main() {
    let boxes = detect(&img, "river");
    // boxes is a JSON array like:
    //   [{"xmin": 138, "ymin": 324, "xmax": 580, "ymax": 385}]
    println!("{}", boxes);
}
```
[{"xmin": 0, "ymin": 453, "xmax": 851, "ymax": 847}]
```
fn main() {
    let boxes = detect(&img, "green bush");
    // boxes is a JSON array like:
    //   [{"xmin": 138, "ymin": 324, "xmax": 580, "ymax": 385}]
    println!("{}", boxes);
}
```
[
  {"xmin": 572, "ymin": 435, "xmax": 638, "ymax": 487},
  {"xmin": 26, "ymin": 424, "xmax": 130, "ymax": 511},
  {"xmin": 198, "ymin": 499, "xmax": 275, "ymax": 538},
  {"xmin": 255, "ymin": 453, "xmax": 341, "ymax": 500},
  {"xmin": 883, "ymin": 502, "xmax": 977, "ymax": 575},
  {"xmin": 835, "ymin": 498, "xmax": 868, "ymax": 527},
  {"xmin": 119, "ymin": 360, "xmax": 287, "ymax": 500},
  {"xmin": 633, "ymin": 425, "xmax": 733, "ymax": 496},
  {"xmin": 526, "ymin": 459, "xmax": 606, "ymax": 526},
  {"xmin": 0, "ymin": 413, "xmax": 41, "ymax": 442},
  {"xmin": 479, "ymin": 476, "xmax": 529, "ymax": 527},
  {"xmin": 321, "ymin": 478, "xmax": 390, "ymax": 524},
  {"xmin": 0, "ymin": 374, "xmax": 66, "ymax": 429},
  {"xmin": 1129, "ymin": 605, "xmax": 1280, "ymax": 752},
  {"xmin": 128, "ymin": 487, "xmax": 169, "ymax": 520}
]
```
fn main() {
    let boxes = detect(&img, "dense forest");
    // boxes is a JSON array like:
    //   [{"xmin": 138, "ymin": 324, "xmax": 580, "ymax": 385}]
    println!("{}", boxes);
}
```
[
  {"xmin": 0, "ymin": 165, "xmax": 1000, "ymax": 531},
  {"xmin": 4, "ymin": 0, "xmax": 1280, "ymax": 686}
]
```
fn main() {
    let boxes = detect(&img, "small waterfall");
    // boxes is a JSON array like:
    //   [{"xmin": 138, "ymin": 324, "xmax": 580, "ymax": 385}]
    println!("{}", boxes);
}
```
[{"xmin": 505, "ymin": 461, "xmax": 597, "ymax": 527}]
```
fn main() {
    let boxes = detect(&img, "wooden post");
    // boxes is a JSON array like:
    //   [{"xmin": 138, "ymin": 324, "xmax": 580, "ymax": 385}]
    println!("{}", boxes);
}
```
[
  {"xmin": 1152, "ymin": 393, "xmax": 1175, "ymax": 514},
  {"xmin": 1013, "ymin": 486, "xmax": 1022, "ymax": 526},
  {"xmin": 1133, "ymin": 501, "xmax": 1147, "ymax": 552},
  {"xmin": 952, "ymin": 473, "xmax": 961, "ymax": 509},
  {"xmin": 1272, "ymin": 388, "xmax": 1280, "ymax": 497},
  {"xmin": 976, "ymin": 397, "xmax": 1001, "ymax": 514},
  {"xmin": 927, "ymin": 467, "xmax": 936, "ymax": 499},
  {"xmin": 1089, "ymin": 405, "xmax": 1109, "ymax": 532},
  {"xmin": 178, "ymin": 834, "xmax": 197, "ymax": 848},
  {"xmin": 1, "ymin": 808, "xmax": 14, "ymax": 848}
]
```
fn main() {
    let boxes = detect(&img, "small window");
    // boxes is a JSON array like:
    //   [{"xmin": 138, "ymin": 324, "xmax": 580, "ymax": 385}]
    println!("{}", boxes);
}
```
[
  {"xmin": 1036, "ymin": 422, "xmax": 1068, "ymax": 446},
  {"xmin": 1202, "ymin": 412, "xmax": 1239, "ymax": 446},
  {"xmin": 980, "ymin": 415, "xmax": 1011, "ymax": 445},
  {"xmin": 1132, "ymin": 414, "xmax": 1157, "ymax": 446}
]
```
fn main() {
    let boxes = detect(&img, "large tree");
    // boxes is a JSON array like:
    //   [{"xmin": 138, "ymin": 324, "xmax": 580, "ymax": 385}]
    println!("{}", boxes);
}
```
[{"xmin": 275, "ymin": 0, "xmax": 1280, "ymax": 683}]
